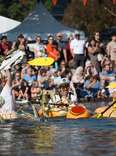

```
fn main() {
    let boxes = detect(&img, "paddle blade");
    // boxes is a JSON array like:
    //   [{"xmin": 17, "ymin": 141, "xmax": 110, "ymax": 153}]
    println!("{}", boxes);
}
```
[
  {"xmin": 96, "ymin": 113, "xmax": 103, "ymax": 119},
  {"xmin": 28, "ymin": 57, "xmax": 54, "ymax": 66}
]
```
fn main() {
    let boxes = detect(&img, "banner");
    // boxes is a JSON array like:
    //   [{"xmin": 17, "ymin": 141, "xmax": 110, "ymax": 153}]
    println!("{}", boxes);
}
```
[
  {"xmin": 112, "ymin": 0, "xmax": 116, "ymax": 4},
  {"xmin": 82, "ymin": 0, "xmax": 88, "ymax": 6},
  {"xmin": 52, "ymin": 0, "xmax": 58, "ymax": 6}
]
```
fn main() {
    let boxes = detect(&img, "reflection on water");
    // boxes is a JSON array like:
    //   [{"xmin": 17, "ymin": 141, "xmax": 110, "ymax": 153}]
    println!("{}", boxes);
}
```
[
  {"xmin": 33, "ymin": 125, "xmax": 56, "ymax": 154},
  {"xmin": 0, "ymin": 118, "xmax": 116, "ymax": 156}
]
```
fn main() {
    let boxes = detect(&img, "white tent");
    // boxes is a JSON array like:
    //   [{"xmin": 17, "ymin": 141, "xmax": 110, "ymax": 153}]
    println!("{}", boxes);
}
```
[{"xmin": 0, "ymin": 16, "xmax": 21, "ymax": 34}]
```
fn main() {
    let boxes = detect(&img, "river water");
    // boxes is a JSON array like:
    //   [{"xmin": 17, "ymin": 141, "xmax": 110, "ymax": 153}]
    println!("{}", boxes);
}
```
[{"xmin": 0, "ymin": 117, "xmax": 116, "ymax": 156}]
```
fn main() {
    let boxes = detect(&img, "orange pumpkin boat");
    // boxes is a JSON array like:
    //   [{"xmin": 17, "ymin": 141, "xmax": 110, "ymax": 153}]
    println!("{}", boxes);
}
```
[
  {"xmin": 38, "ymin": 107, "xmax": 67, "ymax": 118},
  {"xmin": 38, "ymin": 104, "xmax": 90, "ymax": 119},
  {"xmin": 66, "ymin": 105, "xmax": 90, "ymax": 119}
]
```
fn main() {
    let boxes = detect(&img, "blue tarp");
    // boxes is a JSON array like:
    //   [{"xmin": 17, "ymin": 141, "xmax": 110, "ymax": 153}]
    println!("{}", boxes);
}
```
[{"xmin": 5, "ymin": 1, "xmax": 75, "ymax": 40}]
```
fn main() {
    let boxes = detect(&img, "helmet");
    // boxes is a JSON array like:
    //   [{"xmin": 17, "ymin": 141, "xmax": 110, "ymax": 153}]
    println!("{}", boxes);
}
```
[{"xmin": 106, "ymin": 81, "xmax": 116, "ymax": 89}]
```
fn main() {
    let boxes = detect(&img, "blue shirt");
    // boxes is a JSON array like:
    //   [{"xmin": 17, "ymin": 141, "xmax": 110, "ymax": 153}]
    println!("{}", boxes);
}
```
[{"xmin": 23, "ymin": 74, "xmax": 36, "ymax": 84}]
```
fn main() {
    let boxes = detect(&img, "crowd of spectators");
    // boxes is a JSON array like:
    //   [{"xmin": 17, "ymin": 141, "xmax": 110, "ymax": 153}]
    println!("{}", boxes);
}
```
[{"xmin": 0, "ymin": 31, "xmax": 116, "ymax": 105}]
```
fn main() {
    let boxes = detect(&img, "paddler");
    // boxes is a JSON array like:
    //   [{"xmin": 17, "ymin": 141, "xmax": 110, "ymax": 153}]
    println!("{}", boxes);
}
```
[
  {"xmin": 95, "ymin": 81, "xmax": 116, "ymax": 118},
  {"xmin": 0, "ymin": 69, "xmax": 17, "ymax": 120}
]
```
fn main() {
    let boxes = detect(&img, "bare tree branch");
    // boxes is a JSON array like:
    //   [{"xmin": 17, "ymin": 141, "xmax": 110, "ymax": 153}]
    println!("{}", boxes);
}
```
[{"xmin": 104, "ymin": 7, "xmax": 116, "ymax": 17}]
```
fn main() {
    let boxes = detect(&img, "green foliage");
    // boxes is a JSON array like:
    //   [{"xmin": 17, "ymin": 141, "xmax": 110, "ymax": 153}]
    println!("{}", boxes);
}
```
[
  {"xmin": 0, "ymin": 0, "xmax": 53, "ymax": 21},
  {"xmin": 8, "ymin": 3, "xmax": 24, "ymax": 20},
  {"xmin": 63, "ymin": 0, "xmax": 116, "ymax": 34},
  {"xmin": 43, "ymin": 0, "xmax": 52, "ymax": 11},
  {"xmin": 0, "ymin": 0, "xmax": 36, "ymax": 21},
  {"xmin": 0, "ymin": 0, "xmax": 115, "ymax": 34}
]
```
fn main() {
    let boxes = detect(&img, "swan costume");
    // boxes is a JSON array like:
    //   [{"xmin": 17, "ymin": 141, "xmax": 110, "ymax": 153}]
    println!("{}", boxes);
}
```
[
  {"xmin": 0, "ymin": 50, "xmax": 24, "ymax": 120},
  {"xmin": 0, "ymin": 70, "xmax": 17, "ymax": 120}
]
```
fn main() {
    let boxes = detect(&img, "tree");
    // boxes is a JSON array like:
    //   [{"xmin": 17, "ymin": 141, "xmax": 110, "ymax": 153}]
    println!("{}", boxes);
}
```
[
  {"xmin": 62, "ymin": 0, "xmax": 116, "ymax": 34},
  {"xmin": 0, "ymin": 0, "xmax": 36, "ymax": 21}
]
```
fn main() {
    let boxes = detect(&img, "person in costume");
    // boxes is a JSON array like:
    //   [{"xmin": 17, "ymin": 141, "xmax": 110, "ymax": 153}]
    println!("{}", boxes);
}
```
[
  {"xmin": 95, "ymin": 81, "xmax": 116, "ymax": 118},
  {"xmin": 0, "ymin": 69, "xmax": 17, "ymax": 120}
]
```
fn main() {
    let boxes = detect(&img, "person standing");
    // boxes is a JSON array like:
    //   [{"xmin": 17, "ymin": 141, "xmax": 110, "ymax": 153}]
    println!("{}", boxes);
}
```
[
  {"xmin": 33, "ymin": 35, "xmax": 45, "ymax": 58},
  {"xmin": 0, "ymin": 69, "xmax": 17, "ymax": 120},
  {"xmin": 0, "ymin": 35, "xmax": 11, "ymax": 56},
  {"xmin": 45, "ymin": 35, "xmax": 60, "ymax": 69},
  {"xmin": 95, "ymin": 81, "xmax": 116, "ymax": 118},
  {"xmin": 70, "ymin": 33, "xmax": 86, "ymax": 68},
  {"xmin": 55, "ymin": 33, "xmax": 66, "ymax": 63},
  {"xmin": 107, "ymin": 34, "xmax": 116, "ymax": 70}
]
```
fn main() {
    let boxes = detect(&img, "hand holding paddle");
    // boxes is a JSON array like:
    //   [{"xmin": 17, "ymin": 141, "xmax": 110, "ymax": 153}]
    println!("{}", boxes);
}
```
[{"xmin": 96, "ymin": 100, "xmax": 116, "ymax": 119}]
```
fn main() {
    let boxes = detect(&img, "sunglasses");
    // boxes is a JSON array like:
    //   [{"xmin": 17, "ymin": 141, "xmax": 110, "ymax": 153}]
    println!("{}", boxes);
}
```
[{"xmin": 49, "ymin": 38, "xmax": 53, "ymax": 40}]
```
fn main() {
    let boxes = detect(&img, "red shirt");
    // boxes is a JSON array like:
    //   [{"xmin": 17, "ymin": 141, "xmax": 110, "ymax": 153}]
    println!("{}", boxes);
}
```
[{"xmin": 0, "ymin": 42, "xmax": 11, "ymax": 55}]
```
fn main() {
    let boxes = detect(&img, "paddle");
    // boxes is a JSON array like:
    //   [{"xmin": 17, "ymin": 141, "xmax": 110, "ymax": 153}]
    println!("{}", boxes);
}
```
[
  {"xmin": 48, "ymin": 103, "xmax": 69, "ymax": 107},
  {"xmin": 31, "ymin": 105, "xmax": 39, "ymax": 118},
  {"xmin": 96, "ymin": 100, "xmax": 116, "ymax": 119},
  {"xmin": 0, "ymin": 115, "xmax": 4, "ymax": 123}
]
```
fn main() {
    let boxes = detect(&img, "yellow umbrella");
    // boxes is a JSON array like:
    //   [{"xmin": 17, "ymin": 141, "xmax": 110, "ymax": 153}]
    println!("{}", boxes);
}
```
[{"xmin": 28, "ymin": 57, "xmax": 54, "ymax": 66}]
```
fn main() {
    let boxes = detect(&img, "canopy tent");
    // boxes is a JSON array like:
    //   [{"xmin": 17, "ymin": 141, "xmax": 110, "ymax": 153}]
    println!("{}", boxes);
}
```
[
  {"xmin": 0, "ymin": 16, "xmax": 21, "ymax": 34},
  {"xmin": 6, "ymin": 1, "xmax": 84, "ymax": 40}
]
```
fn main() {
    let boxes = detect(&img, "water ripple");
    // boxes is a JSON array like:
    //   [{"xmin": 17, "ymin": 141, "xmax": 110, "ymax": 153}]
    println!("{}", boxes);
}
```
[{"xmin": 0, "ymin": 118, "xmax": 116, "ymax": 156}]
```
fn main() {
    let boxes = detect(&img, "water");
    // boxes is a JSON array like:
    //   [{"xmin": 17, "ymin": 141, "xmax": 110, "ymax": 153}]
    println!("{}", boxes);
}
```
[{"xmin": 0, "ymin": 118, "xmax": 116, "ymax": 156}]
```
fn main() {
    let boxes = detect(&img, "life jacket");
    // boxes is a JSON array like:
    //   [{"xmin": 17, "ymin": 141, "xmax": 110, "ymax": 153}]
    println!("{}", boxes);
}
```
[{"xmin": 45, "ymin": 44, "xmax": 60, "ymax": 61}]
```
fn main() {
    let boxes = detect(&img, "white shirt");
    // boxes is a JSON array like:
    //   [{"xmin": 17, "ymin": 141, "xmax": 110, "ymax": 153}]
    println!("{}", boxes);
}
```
[
  {"xmin": 27, "ymin": 43, "xmax": 45, "ymax": 57},
  {"xmin": 33, "ymin": 43, "xmax": 45, "ymax": 57},
  {"xmin": 70, "ymin": 38, "xmax": 85, "ymax": 54},
  {"xmin": 33, "ymin": 43, "xmax": 44, "ymax": 52}
]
